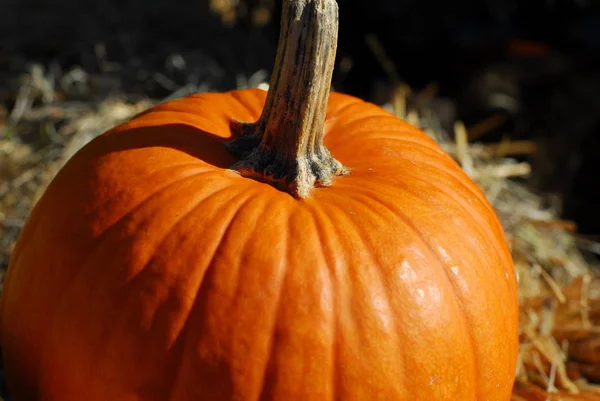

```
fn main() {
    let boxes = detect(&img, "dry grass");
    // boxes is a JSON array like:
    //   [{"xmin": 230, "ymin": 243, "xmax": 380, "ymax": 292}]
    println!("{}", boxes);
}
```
[{"xmin": 1, "ymin": 33, "xmax": 599, "ymax": 401}]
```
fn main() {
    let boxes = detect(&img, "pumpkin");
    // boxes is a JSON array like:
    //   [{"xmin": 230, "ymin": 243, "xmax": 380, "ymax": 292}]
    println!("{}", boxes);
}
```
[{"xmin": 0, "ymin": 0, "xmax": 519, "ymax": 400}]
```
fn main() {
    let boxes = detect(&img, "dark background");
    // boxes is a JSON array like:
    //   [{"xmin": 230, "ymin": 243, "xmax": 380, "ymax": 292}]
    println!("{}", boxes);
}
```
[{"xmin": 2, "ymin": 0, "xmax": 600, "ymax": 234}]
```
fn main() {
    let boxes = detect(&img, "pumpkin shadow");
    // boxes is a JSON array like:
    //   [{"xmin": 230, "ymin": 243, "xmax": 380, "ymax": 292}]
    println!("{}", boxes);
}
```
[{"xmin": 94, "ymin": 122, "xmax": 242, "ymax": 169}]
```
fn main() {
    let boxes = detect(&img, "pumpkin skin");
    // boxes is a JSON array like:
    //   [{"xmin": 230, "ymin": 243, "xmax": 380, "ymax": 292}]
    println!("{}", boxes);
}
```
[{"xmin": 0, "ymin": 88, "xmax": 519, "ymax": 401}]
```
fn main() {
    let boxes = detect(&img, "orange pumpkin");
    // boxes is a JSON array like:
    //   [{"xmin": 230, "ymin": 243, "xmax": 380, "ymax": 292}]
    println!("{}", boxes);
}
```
[{"xmin": 0, "ymin": 0, "xmax": 519, "ymax": 400}]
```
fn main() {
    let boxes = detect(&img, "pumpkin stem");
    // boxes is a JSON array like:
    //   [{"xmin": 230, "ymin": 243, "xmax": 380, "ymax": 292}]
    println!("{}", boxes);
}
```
[{"xmin": 225, "ymin": 0, "xmax": 348, "ymax": 198}]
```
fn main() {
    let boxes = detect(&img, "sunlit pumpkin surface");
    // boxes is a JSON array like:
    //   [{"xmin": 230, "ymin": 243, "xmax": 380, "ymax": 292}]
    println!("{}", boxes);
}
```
[{"xmin": 0, "ymin": 88, "xmax": 519, "ymax": 400}]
